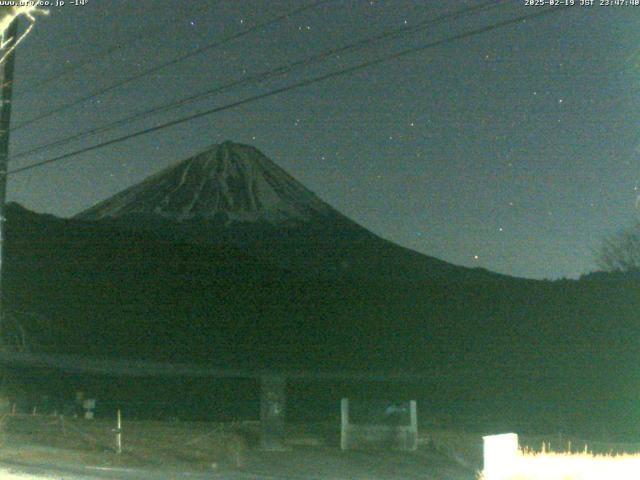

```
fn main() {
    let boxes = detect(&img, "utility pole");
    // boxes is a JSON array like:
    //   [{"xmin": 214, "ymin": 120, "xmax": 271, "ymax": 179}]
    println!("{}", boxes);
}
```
[{"xmin": 0, "ymin": 16, "xmax": 19, "ymax": 343}]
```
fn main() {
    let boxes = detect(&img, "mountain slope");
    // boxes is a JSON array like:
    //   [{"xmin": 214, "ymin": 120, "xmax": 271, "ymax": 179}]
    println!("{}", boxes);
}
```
[
  {"xmin": 5, "ymin": 202, "xmax": 640, "ymax": 434},
  {"xmin": 75, "ymin": 141, "xmax": 503, "ymax": 281}
]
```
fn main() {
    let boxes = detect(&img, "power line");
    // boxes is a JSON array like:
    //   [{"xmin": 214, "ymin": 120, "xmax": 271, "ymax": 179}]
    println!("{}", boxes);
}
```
[
  {"xmin": 11, "ymin": 0, "xmax": 509, "ymax": 162},
  {"xmin": 24, "ymin": 1, "xmax": 216, "ymax": 93},
  {"xmin": 9, "ymin": 5, "xmax": 573, "ymax": 177},
  {"xmin": 11, "ymin": 0, "xmax": 333, "ymax": 131}
]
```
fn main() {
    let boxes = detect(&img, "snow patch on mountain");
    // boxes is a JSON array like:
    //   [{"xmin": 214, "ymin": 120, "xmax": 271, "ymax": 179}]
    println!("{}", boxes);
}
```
[{"xmin": 76, "ymin": 141, "xmax": 336, "ymax": 225}]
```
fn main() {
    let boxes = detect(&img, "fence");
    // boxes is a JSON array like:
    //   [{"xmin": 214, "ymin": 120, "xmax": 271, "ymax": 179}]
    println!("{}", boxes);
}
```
[{"xmin": 340, "ymin": 398, "xmax": 418, "ymax": 451}]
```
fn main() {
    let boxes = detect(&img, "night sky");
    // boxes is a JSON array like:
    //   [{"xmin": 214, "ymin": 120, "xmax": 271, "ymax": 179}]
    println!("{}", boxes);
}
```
[{"xmin": 5, "ymin": 0, "xmax": 640, "ymax": 280}]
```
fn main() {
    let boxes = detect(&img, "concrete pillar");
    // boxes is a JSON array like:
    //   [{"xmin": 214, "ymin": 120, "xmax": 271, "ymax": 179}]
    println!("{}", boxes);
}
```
[
  {"xmin": 408, "ymin": 400, "xmax": 418, "ymax": 450},
  {"xmin": 340, "ymin": 398, "xmax": 349, "ymax": 450},
  {"xmin": 260, "ymin": 374, "xmax": 287, "ymax": 450}
]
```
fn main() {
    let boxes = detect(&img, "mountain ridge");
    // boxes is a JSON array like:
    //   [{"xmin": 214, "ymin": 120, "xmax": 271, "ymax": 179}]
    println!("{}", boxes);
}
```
[
  {"xmin": 74, "ymin": 141, "xmax": 509, "ymax": 282},
  {"xmin": 76, "ymin": 141, "xmax": 339, "ymax": 225}
]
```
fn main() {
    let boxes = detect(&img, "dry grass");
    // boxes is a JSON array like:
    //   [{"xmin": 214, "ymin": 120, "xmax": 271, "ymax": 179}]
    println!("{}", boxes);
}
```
[
  {"xmin": 422, "ymin": 428, "xmax": 640, "ymax": 480},
  {"xmin": 1, "ymin": 414, "xmax": 251, "ymax": 471},
  {"xmin": 477, "ymin": 448, "xmax": 640, "ymax": 480}
]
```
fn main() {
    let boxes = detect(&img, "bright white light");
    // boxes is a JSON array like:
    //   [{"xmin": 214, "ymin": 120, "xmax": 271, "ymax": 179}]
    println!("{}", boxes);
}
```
[
  {"xmin": 483, "ymin": 433, "xmax": 519, "ymax": 478},
  {"xmin": 513, "ymin": 451, "xmax": 640, "ymax": 480},
  {"xmin": 480, "ymin": 433, "xmax": 640, "ymax": 480},
  {"xmin": 0, "ymin": 6, "xmax": 48, "ymax": 64}
]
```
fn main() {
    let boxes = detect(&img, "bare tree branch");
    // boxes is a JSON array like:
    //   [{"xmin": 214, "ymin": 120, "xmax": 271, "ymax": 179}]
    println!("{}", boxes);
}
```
[{"xmin": 596, "ymin": 222, "xmax": 640, "ymax": 273}]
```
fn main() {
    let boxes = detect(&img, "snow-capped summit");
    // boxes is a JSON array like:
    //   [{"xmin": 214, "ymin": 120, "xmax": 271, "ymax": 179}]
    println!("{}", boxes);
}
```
[
  {"xmin": 75, "ymin": 140, "xmax": 500, "ymax": 281},
  {"xmin": 76, "ymin": 141, "xmax": 335, "ymax": 224}
]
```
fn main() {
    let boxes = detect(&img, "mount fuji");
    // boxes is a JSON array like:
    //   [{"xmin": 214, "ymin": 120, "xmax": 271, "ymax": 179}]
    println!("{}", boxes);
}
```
[
  {"xmin": 75, "ymin": 141, "xmax": 499, "ymax": 281},
  {"xmin": 76, "ymin": 141, "xmax": 337, "ymax": 225},
  {"xmin": 4, "ymin": 144, "xmax": 639, "ymax": 419}
]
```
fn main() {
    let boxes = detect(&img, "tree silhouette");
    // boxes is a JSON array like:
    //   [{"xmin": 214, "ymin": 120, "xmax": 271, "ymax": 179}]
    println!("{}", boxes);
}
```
[{"xmin": 597, "ymin": 222, "xmax": 640, "ymax": 273}]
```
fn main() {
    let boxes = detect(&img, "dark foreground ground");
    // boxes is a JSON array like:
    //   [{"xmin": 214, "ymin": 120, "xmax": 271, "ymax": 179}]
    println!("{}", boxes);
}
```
[
  {"xmin": 5, "ymin": 414, "xmax": 638, "ymax": 479},
  {"xmin": 0, "ymin": 415, "xmax": 479, "ymax": 479},
  {"xmin": 0, "ymin": 445, "xmax": 477, "ymax": 480}
]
